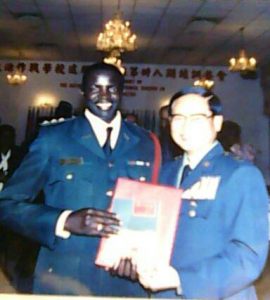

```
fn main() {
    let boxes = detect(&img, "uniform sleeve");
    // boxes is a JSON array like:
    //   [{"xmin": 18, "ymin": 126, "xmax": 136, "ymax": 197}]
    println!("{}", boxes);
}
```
[
  {"xmin": 178, "ymin": 165, "xmax": 269, "ymax": 299},
  {"xmin": 0, "ymin": 130, "xmax": 63, "ymax": 249}
]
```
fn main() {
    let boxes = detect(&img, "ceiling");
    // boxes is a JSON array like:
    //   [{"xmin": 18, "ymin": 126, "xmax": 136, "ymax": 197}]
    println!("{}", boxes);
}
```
[{"xmin": 1, "ymin": 0, "xmax": 270, "ymax": 68}]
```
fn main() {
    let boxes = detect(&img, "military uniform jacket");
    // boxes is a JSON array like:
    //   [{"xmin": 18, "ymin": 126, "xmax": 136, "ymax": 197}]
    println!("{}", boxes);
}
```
[
  {"xmin": 158, "ymin": 143, "xmax": 269, "ymax": 300},
  {"xmin": 0, "ymin": 116, "xmax": 156, "ymax": 296}
]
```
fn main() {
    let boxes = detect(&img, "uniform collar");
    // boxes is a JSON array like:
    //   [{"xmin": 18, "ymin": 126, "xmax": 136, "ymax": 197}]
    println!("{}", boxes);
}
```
[
  {"xmin": 183, "ymin": 140, "xmax": 219, "ymax": 169},
  {"xmin": 84, "ymin": 109, "xmax": 121, "ymax": 149}
]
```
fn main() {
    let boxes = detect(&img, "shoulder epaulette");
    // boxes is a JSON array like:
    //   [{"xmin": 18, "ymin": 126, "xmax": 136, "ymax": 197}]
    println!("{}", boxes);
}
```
[{"xmin": 40, "ymin": 116, "xmax": 75, "ymax": 126}]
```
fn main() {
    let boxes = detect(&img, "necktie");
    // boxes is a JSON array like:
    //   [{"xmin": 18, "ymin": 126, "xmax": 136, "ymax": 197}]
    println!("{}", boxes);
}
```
[
  {"xmin": 103, "ymin": 127, "xmax": 113, "ymax": 156},
  {"xmin": 180, "ymin": 165, "xmax": 191, "ymax": 185}
]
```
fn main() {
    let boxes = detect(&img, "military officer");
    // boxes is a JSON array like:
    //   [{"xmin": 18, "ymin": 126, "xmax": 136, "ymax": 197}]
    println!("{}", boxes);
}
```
[
  {"xmin": 0, "ymin": 62, "xmax": 158, "ymax": 296},
  {"xmin": 137, "ymin": 86, "xmax": 269, "ymax": 299}
]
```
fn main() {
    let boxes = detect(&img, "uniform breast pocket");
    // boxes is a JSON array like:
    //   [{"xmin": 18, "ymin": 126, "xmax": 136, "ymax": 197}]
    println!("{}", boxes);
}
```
[
  {"xmin": 47, "ymin": 166, "xmax": 94, "ymax": 207},
  {"xmin": 180, "ymin": 199, "xmax": 214, "ymax": 219},
  {"xmin": 48, "ymin": 170, "xmax": 67, "ymax": 186}
]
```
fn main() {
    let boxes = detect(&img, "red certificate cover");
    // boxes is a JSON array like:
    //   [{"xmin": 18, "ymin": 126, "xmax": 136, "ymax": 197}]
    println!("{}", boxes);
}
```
[{"xmin": 95, "ymin": 177, "xmax": 182, "ymax": 268}]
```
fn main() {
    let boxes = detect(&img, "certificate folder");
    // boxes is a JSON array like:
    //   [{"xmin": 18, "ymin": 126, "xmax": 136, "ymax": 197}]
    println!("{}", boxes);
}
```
[{"xmin": 95, "ymin": 178, "xmax": 182, "ymax": 268}]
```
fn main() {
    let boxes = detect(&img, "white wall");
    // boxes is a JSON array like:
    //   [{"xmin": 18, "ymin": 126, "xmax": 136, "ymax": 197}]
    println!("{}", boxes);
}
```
[{"xmin": 0, "ymin": 60, "xmax": 269, "ymax": 183}]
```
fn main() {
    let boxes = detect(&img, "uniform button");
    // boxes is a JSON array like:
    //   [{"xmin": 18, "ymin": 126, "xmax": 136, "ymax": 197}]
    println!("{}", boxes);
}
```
[
  {"xmin": 106, "ymin": 190, "xmax": 113, "ymax": 197},
  {"xmin": 108, "ymin": 162, "xmax": 114, "ymax": 168},
  {"xmin": 203, "ymin": 161, "xmax": 210, "ymax": 167},
  {"xmin": 139, "ymin": 176, "xmax": 146, "ymax": 181},
  {"xmin": 190, "ymin": 200, "xmax": 197, "ymax": 207},
  {"xmin": 48, "ymin": 267, "xmax": 53, "ymax": 273},
  {"xmin": 66, "ymin": 173, "xmax": 73, "ymax": 180},
  {"xmin": 188, "ymin": 210, "xmax": 196, "ymax": 218}
]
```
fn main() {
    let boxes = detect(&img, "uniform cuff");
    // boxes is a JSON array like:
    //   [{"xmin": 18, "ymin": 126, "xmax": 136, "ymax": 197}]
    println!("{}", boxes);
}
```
[{"xmin": 55, "ymin": 210, "xmax": 73, "ymax": 239}]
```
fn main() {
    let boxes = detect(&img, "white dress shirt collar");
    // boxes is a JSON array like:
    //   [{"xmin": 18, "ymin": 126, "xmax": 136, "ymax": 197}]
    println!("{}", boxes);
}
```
[
  {"xmin": 183, "ymin": 141, "xmax": 218, "ymax": 169},
  {"xmin": 84, "ymin": 109, "xmax": 121, "ymax": 149}
]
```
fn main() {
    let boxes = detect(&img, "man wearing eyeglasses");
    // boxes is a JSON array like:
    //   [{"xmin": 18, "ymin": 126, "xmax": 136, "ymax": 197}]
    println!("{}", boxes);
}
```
[{"xmin": 137, "ymin": 86, "xmax": 269, "ymax": 299}]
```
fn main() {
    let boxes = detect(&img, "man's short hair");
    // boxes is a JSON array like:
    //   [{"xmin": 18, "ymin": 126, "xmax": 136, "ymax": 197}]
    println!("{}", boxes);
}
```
[
  {"xmin": 55, "ymin": 100, "xmax": 73, "ymax": 118},
  {"xmin": 81, "ymin": 62, "xmax": 124, "ymax": 95},
  {"xmin": 168, "ymin": 86, "xmax": 223, "ymax": 116},
  {"xmin": 217, "ymin": 120, "xmax": 241, "ymax": 151},
  {"xmin": 0, "ymin": 124, "xmax": 15, "ymax": 137}
]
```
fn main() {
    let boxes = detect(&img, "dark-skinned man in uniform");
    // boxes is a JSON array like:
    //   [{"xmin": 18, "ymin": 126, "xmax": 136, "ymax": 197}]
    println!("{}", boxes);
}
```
[{"xmin": 0, "ymin": 62, "xmax": 158, "ymax": 296}]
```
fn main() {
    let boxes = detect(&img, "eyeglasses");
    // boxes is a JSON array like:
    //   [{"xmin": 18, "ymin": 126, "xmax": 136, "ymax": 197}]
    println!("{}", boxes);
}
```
[{"xmin": 170, "ymin": 113, "xmax": 213, "ymax": 124}]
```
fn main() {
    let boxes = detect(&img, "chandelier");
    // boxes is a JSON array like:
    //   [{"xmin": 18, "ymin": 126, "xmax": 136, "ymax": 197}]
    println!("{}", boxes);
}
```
[
  {"xmin": 96, "ymin": 11, "xmax": 137, "ymax": 57},
  {"xmin": 96, "ymin": 1, "xmax": 137, "ymax": 74},
  {"xmin": 193, "ymin": 77, "xmax": 214, "ymax": 90},
  {"xmin": 229, "ymin": 27, "xmax": 257, "ymax": 72},
  {"xmin": 7, "ymin": 68, "xmax": 27, "ymax": 85}
]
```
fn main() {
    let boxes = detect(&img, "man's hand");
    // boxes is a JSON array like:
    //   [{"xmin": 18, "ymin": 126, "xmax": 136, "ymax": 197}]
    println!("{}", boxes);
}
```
[
  {"xmin": 110, "ymin": 258, "xmax": 138, "ymax": 281},
  {"xmin": 138, "ymin": 265, "xmax": 180, "ymax": 292},
  {"xmin": 64, "ymin": 208, "xmax": 120, "ymax": 237}
]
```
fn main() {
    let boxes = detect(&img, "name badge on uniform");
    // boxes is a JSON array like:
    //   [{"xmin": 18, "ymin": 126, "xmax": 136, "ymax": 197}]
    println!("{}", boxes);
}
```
[
  {"xmin": 127, "ymin": 160, "xmax": 151, "ymax": 167},
  {"xmin": 182, "ymin": 176, "xmax": 221, "ymax": 200},
  {"xmin": 59, "ymin": 157, "xmax": 84, "ymax": 165}
]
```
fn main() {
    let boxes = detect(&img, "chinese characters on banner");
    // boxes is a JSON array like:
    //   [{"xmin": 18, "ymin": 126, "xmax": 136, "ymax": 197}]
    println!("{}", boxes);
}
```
[{"xmin": 0, "ymin": 61, "xmax": 227, "ymax": 97}]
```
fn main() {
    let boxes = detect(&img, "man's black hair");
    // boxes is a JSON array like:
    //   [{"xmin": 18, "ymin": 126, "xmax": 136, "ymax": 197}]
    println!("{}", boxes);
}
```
[
  {"xmin": 55, "ymin": 101, "xmax": 73, "ymax": 118},
  {"xmin": 217, "ymin": 120, "xmax": 241, "ymax": 151},
  {"xmin": 168, "ymin": 86, "xmax": 223, "ymax": 116},
  {"xmin": 0, "ymin": 124, "xmax": 15, "ymax": 137}
]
